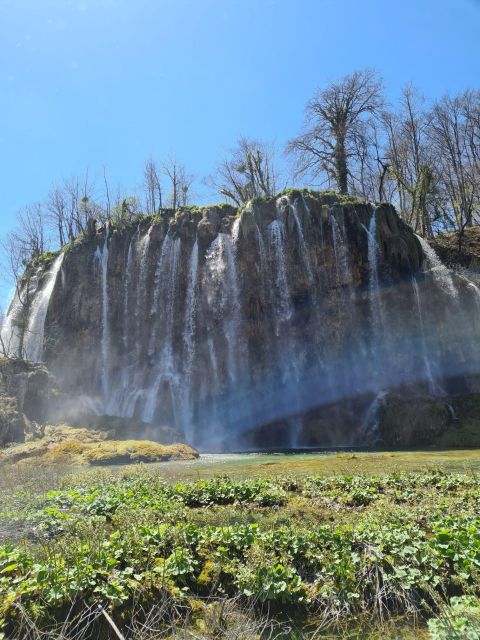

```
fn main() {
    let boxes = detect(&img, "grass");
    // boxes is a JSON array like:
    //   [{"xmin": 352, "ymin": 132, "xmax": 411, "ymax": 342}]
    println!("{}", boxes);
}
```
[{"xmin": 0, "ymin": 450, "xmax": 480, "ymax": 638}]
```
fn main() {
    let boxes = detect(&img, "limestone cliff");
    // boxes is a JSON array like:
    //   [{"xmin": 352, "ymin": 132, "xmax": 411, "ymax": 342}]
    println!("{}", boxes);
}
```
[{"xmin": 3, "ymin": 190, "xmax": 480, "ymax": 450}]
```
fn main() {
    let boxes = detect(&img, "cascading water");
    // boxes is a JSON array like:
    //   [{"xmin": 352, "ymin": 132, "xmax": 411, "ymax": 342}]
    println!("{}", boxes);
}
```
[
  {"xmin": 16, "ymin": 192, "xmax": 480, "ymax": 452},
  {"xmin": 256, "ymin": 224, "xmax": 268, "ymax": 298},
  {"xmin": 468, "ymin": 282, "xmax": 480, "ymax": 324},
  {"xmin": 181, "ymin": 238, "xmax": 199, "ymax": 439},
  {"xmin": 122, "ymin": 235, "xmax": 134, "ymax": 350},
  {"xmin": 412, "ymin": 277, "xmax": 442, "ymax": 395},
  {"xmin": 365, "ymin": 209, "xmax": 388, "ymax": 380},
  {"xmin": 367, "ymin": 210, "xmax": 383, "ymax": 327},
  {"xmin": 205, "ymin": 233, "xmax": 243, "ymax": 384},
  {"xmin": 95, "ymin": 226, "xmax": 110, "ymax": 404},
  {"xmin": 330, "ymin": 211, "xmax": 351, "ymax": 286},
  {"xmin": 290, "ymin": 201, "xmax": 313, "ymax": 285},
  {"xmin": 268, "ymin": 220, "xmax": 292, "ymax": 334},
  {"xmin": 1, "ymin": 288, "xmax": 24, "ymax": 358},
  {"xmin": 23, "ymin": 252, "xmax": 65, "ymax": 362},
  {"xmin": 416, "ymin": 235, "xmax": 457, "ymax": 298},
  {"xmin": 360, "ymin": 389, "xmax": 388, "ymax": 443},
  {"xmin": 143, "ymin": 234, "xmax": 182, "ymax": 422}
]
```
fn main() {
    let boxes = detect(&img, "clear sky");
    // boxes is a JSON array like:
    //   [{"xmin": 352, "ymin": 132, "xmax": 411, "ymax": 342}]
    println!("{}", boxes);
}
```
[{"xmin": 0, "ymin": 0, "xmax": 479, "ymax": 304}]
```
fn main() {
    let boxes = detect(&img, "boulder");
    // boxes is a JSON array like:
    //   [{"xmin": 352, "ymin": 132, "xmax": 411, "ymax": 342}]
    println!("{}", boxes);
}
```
[{"xmin": 0, "ymin": 396, "xmax": 27, "ymax": 446}]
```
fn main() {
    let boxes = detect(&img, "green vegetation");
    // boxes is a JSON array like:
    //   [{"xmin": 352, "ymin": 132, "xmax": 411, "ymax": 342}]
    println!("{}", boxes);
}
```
[
  {"xmin": 279, "ymin": 187, "xmax": 368, "ymax": 206},
  {"xmin": 428, "ymin": 596, "xmax": 480, "ymax": 639},
  {"xmin": 1, "ymin": 456, "xmax": 480, "ymax": 638}
]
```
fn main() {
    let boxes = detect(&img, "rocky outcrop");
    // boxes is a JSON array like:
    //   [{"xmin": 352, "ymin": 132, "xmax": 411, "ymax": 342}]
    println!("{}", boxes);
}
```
[
  {"xmin": 431, "ymin": 226, "xmax": 480, "ymax": 271},
  {"xmin": 4, "ymin": 189, "xmax": 480, "ymax": 451},
  {"xmin": 0, "ymin": 358, "xmax": 58, "ymax": 445},
  {"xmin": 0, "ymin": 424, "xmax": 199, "ymax": 467},
  {"xmin": 0, "ymin": 396, "xmax": 27, "ymax": 446},
  {"xmin": 376, "ymin": 393, "xmax": 452, "ymax": 448}
]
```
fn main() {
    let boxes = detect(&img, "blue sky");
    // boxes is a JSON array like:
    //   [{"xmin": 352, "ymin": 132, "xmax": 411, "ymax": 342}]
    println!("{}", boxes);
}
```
[{"xmin": 1, "ymin": 0, "xmax": 479, "ymax": 304}]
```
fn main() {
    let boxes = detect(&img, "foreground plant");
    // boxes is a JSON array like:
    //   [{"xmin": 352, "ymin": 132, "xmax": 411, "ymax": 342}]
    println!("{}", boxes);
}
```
[{"xmin": 0, "ymin": 469, "xmax": 479, "ymax": 638}]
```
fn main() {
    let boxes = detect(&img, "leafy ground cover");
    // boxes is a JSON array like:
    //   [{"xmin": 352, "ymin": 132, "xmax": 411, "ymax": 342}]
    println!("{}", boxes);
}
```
[{"xmin": 0, "ymin": 455, "xmax": 480, "ymax": 638}]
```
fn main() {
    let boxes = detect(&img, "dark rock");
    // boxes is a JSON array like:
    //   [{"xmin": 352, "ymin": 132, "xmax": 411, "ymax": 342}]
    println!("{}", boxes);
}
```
[{"xmin": 377, "ymin": 393, "xmax": 452, "ymax": 447}]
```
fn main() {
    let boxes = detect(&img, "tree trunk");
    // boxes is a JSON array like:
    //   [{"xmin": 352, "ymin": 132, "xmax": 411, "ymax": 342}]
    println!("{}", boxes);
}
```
[{"xmin": 334, "ymin": 138, "xmax": 348, "ymax": 195}]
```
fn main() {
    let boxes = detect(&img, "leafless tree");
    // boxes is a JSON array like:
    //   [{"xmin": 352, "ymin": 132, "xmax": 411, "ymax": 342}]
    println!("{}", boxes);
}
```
[
  {"xmin": 206, "ymin": 136, "xmax": 279, "ymax": 206},
  {"xmin": 287, "ymin": 69, "xmax": 384, "ymax": 195},
  {"xmin": 143, "ymin": 158, "xmax": 163, "ymax": 214},
  {"xmin": 103, "ymin": 167, "xmax": 111, "ymax": 219},
  {"xmin": 0, "ymin": 205, "xmax": 50, "ymax": 358},
  {"xmin": 382, "ymin": 86, "xmax": 443, "ymax": 236},
  {"xmin": 429, "ymin": 90, "xmax": 480, "ymax": 235},
  {"xmin": 162, "ymin": 157, "xmax": 194, "ymax": 211},
  {"xmin": 47, "ymin": 173, "xmax": 101, "ymax": 244}
]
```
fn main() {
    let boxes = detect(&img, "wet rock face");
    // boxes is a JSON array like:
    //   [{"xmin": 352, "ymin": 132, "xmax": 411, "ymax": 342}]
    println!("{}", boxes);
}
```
[
  {"xmin": 9, "ymin": 189, "xmax": 480, "ymax": 451},
  {"xmin": 376, "ymin": 393, "xmax": 452, "ymax": 448},
  {"xmin": 0, "ymin": 358, "xmax": 57, "ymax": 445},
  {"xmin": 0, "ymin": 396, "xmax": 26, "ymax": 446}
]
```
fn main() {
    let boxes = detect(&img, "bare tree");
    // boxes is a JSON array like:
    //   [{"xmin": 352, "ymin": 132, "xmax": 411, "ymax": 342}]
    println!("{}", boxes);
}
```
[
  {"xmin": 0, "ymin": 205, "xmax": 50, "ymax": 359},
  {"xmin": 429, "ymin": 90, "xmax": 480, "ymax": 234},
  {"xmin": 17, "ymin": 204, "xmax": 48, "ymax": 257},
  {"xmin": 47, "ymin": 173, "xmax": 101, "ymax": 245},
  {"xmin": 287, "ymin": 69, "xmax": 384, "ymax": 195},
  {"xmin": 103, "ymin": 167, "xmax": 111, "ymax": 220},
  {"xmin": 206, "ymin": 136, "xmax": 278, "ymax": 206},
  {"xmin": 162, "ymin": 157, "xmax": 194, "ymax": 211},
  {"xmin": 382, "ymin": 86, "xmax": 443, "ymax": 236},
  {"xmin": 143, "ymin": 158, "xmax": 163, "ymax": 214},
  {"xmin": 46, "ymin": 186, "xmax": 67, "ymax": 246}
]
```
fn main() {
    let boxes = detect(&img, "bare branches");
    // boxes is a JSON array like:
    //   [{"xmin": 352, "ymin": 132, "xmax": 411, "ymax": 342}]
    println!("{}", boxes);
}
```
[
  {"xmin": 207, "ymin": 136, "xmax": 279, "ymax": 205},
  {"xmin": 162, "ymin": 157, "xmax": 195, "ymax": 212},
  {"xmin": 143, "ymin": 158, "xmax": 163, "ymax": 214},
  {"xmin": 287, "ymin": 69, "xmax": 384, "ymax": 194},
  {"xmin": 429, "ymin": 90, "xmax": 480, "ymax": 231}
]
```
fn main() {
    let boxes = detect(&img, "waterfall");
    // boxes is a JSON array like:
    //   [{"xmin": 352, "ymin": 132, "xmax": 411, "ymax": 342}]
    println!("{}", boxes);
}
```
[
  {"xmin": 361, "ymin": 390, "xmax": 388, "ymax": 444},
  {"xmin": 330, "ymin": 212, "xmax": 350, "ymax": 286},
  {"xmin": 412, "ymin": 277, "xmax": 443, "ymax": 395},
  {"xmin": 95, "ymin": 226, "xmax": 110, "ymax": 403},
  {"xmin": 366, "ymin": 209, "xmax": 387, "ymax": 348},
  {"xmin": 122, "ymin": 235, "xmax": 134, "ymax": 350},
  {"xmin": 22, "ymin": 252, "xmax": 65, "ymax": 362},
  {"xmin": 290, "ymin": 201, "xmax": 313, "ymax": 284},
  {"xmin": 136, "ymin": 227, "xmax": 152, "ymax": 342},
  {"xmin": 256, "ymin": 224, "xmax": 268, "ymax": 297},
  {"xmin": 467, "ymin": 281, "xmax": 480, "ymax": 317},
  {"xmin": 224, "ymin": 233, "xmax": 242, "ymax": 381},
  {"xmin": 231, "ymin": 217, "xmax": 241, "ymax": 245},
  {"xmin": 108, "ymin": 232, "xmax": 136, "ymax": 416},
  {"xmin": 181, "ymin": 239, "xmax": 199, "ymax": 439},
  {"xmin": 142, "ymin": 235, "xmax": 182, "ymax": 422},
  {"xmin": 268, "ymin": 220, "xmax": 292, "ymax": 334},
  {"xmin": 21, "ymin": 189, "xmax": 480, "ymax": 452},
  {"xmin": 1, "ymin": 288, "xmax": 23, "ymax": 358},
  {"xmin": 184, "ymin": 238, "xmax": 199, "ymax": 373},
  {"xmin": 118, "ymin": 226, "xmax": 152, "ymax": 418},
  {"xmin": 416, "ymin": 235, "xmax": 457, "ymax": 297},
  {"xmin": 468, "ymin": 282, "xmax": 480, "ymax": 344},
  {"xmin": 205, "ymin": 233, "xmax": 242, "ymax": 384}
]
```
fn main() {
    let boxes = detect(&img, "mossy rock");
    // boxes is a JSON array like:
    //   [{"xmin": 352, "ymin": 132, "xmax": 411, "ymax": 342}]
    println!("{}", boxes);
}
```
[
  {"xmin": 0, "ymin": 396, "xmax": 26, "ymax": 446},
  {"xmin": 0, "ymin": 424, "xmax": 199, "ymax": 466}
]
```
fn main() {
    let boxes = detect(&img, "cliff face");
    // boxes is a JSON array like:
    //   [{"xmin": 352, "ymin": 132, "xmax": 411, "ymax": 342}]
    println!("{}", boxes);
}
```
[
  {"xmin": 0, "ymin": 358, "xmax": 57, "ymax": 446},
  {"xmin": 4, "ymin": 190, "xmax": 480, "ymax": 450}
]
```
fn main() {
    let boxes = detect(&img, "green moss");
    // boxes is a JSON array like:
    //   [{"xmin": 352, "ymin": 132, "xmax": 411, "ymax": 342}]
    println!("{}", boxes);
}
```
[{"xmin": 278, "ymin": 187, "xmax": 368, "ymax": 208}]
